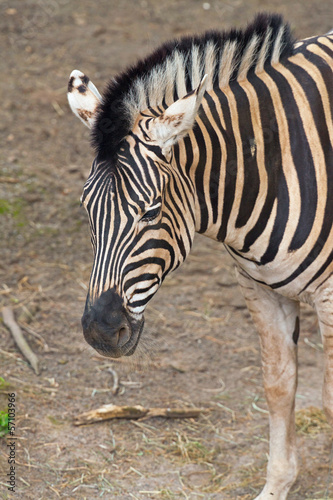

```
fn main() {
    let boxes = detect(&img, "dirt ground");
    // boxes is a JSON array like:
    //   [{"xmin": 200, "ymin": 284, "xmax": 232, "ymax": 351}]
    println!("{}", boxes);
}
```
[{"xmin": 0, "ymin": 1, "xmax": 333, "ymax": 499}]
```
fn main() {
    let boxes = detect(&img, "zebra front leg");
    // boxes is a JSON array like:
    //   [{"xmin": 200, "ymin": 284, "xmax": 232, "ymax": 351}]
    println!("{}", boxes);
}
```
[
  {"xmin": 236, "ymin": 268, "xmax": 299, "ymax": 500},
  {"xmin": 315, "ymin": 277, "xmax": 333, "ymax": 427}
]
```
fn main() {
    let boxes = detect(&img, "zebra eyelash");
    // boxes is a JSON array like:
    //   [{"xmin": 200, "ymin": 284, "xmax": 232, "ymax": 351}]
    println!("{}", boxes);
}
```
[{"xmin": 140, "ymin": 203, "xmax": 161, "ymax": 222}]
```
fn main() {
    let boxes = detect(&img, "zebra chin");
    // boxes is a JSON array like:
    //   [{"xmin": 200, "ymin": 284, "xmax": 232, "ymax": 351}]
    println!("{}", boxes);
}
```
[{"xmin": 81, "ymin": 289, "xmax": 145, "ymax": 358}]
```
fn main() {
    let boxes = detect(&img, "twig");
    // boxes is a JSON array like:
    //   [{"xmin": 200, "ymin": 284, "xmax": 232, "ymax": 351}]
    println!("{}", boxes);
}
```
[
  {"xmin": 92, "ymin": 355, "xmax": 126, "ymax": 363},
  {"xmin": 0, "ymin": 177, "xmax": 19, "ymax": 183},
  {"xmin": 203, "ymin": 378, "xmax": 226, "ymax": 393},
  {"xmin": 2, "ymin": 307, "xmax": 40, "ymax": 375},
  {"xmin": 203, "ymin": 335, "xmax": 226, "ymax": 346},
  {"xmin": 18, "ymin": 322, "xmax": 49, "ymax": 352},
  {"xmin": 0, "ymin": 348, "xmax": 21, "ymax": 360},
  {"xmin": 74, "ymin": 404, "xmax": 209, "ymax": 426},
  {"xmin": 304, "ymin": 337, "xmax": 323, "ymax": 351},
  {"xmin": 252, "ymin": 401, "xmax": 269, "ymax": 414},
  {"xmin": 107, "ymin": 367, "xmax": 119, "ymax": 395}
]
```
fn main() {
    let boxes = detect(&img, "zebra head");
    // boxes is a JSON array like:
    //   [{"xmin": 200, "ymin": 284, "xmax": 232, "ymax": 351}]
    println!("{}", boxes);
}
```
[{"xmin": 68, "ymin": 70, "xmax": 207, "ymax": 358}]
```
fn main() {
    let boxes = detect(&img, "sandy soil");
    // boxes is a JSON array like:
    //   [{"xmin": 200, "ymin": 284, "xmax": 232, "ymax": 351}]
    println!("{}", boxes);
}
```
[{"xmin": 0, "ymin": 0, "xmax": 332, "ymax": 498}]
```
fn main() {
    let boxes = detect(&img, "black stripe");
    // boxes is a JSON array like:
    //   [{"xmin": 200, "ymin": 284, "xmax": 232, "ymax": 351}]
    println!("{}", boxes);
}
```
[
  {"xmin": 129, "ymin": 293, "xmax": 159, "ymax": 309},
  {"xmin": 274, "ymin": 60, "xmax": 318, "ymax": 252},
  {"xmin": 259, "ymin": 171, "xmax": 289, "ymax": 264},
  {"xmin": 124, "ymin": 273, "xmax": 159, "ymax": 293},
  {"xmin": 99, "ymin": 184, "xmax": 115, "ymax": 289},
  {"xmin": 241, "ymin": 73, "xmax": 282, "ymax": 253},
  {"xmin": 123, "ymin": 257, "xmax": 166, "ymax": 276},
  {"xmin": 200, "ymin": 94, "xmax": 222, "ymax": 224},
  {"xmin": 216, "ymin": 89, "xmax": 237, "ymax": 241},
  {"xmin": 173, "ymin": 143, "xmax": 195, "ymax": 219},
  {"xmin": 132, "ymin": 239, "xmax": 175, "ymax": 267},
  {"xmin": 183, "ymin": 134, "xmax": 194, "ymax": 178},
  {"xmin": 231, "ymin": 82, "xmax": 260, "ymax": 229},
  {"xmin": 166, "ymin": 172, "xmax": 194, "ymax": 249},
  {"xmin": 257, "ymin": 66, "xmax": 304, "ymax": 263},
  {"xmin": 303, "ymin": 47, "xmax": 333, "ymax": 125},
  {"xmin": 203, "ymin": 93, "xmax": 222, "ymax": 224},
  {"xmin": 315, "ymin": 40, "xmax": 333, "ymax": 58},
  {"xmin": 192, "ymin": 121, "xmax": 208, "ymax": 233}
]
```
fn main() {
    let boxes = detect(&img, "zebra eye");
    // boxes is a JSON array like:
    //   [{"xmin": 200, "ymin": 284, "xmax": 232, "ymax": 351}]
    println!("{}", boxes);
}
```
[{"xmin": 141, "ymin": 205, "xmax": 161, "ymax": 222}]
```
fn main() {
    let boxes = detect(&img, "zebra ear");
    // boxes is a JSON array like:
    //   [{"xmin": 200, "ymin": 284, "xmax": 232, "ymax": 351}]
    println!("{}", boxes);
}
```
[
  {"xmin": 67, "ymin": 70, "xmax": 102, "ymax": 128},
  {"xmin": 150, "ymin": 74, "xmax": 208, "ymax": 151}
]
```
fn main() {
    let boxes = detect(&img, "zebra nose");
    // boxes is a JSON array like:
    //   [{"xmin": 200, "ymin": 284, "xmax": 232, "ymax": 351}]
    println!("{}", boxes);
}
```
[
  {"xmin": 82, "ymin": 308, "xmax": 131, "ymax": 348},
  {"xmin": 81, "ymin": 289, "xmax": 133, "ymax": 353},
  {"xmin": 81, "ymin": 290, "xmax": 144, "ymax": 358}
]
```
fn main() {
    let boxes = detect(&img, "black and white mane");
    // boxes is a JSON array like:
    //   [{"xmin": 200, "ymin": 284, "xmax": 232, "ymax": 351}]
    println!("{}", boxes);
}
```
[{"xmin": 92, "ymin": 13, "xmax": 295, "ymax": 161}]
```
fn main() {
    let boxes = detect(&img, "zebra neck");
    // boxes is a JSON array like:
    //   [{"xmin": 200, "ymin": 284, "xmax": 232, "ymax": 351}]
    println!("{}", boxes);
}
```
[{"xmin": 179, "ymin": 84, "xmax": 277, "ymax": 257}]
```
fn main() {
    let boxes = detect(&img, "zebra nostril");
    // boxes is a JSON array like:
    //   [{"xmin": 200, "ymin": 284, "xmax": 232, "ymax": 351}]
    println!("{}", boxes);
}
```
[{"xmin": 117, "ymin": 325, "xmax": 131, "ymax": 347}]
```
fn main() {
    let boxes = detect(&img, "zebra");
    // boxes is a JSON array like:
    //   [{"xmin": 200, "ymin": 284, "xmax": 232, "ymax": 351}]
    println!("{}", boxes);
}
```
[{"xmin": 67, "ymin": 13, "xmax": 333, "ymax": 500}]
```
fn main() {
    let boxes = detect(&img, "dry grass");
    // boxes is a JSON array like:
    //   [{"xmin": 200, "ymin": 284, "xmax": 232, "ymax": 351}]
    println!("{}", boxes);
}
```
[
  {"xmin": 166, "ymin": 430, "xmax": 215, "ymax": 463},
  {"xmin": 295, "ymin": 406, "xmax": 330, "ymax": 435}
]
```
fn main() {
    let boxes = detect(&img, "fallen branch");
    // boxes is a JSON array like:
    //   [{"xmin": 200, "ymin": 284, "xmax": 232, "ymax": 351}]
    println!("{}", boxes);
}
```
[
  {"xmin": 2, "ymin": 306, "xmax": 40, "ymax": 375},
  {"xmin": 74, "ymin": 404, "xmax": 208, "ymax": 426}
]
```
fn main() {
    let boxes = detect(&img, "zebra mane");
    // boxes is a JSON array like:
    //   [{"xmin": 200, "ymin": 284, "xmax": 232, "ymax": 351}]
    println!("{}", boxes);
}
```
[{"xmin": 92, "ymin": 13, "xmax": 295, "ymax": 161}]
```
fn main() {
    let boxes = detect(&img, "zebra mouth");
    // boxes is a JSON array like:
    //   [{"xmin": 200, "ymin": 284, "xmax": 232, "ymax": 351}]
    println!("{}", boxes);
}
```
[{"xmin": 123, "ymin": 318, "xmax": 144, "ymax": 356}]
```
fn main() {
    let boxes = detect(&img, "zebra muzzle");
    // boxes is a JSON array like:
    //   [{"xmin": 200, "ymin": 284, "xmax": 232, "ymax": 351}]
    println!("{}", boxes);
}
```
[{"xmin": 81, "ymin": 289, "xmax": 144, "ymax": 358}]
